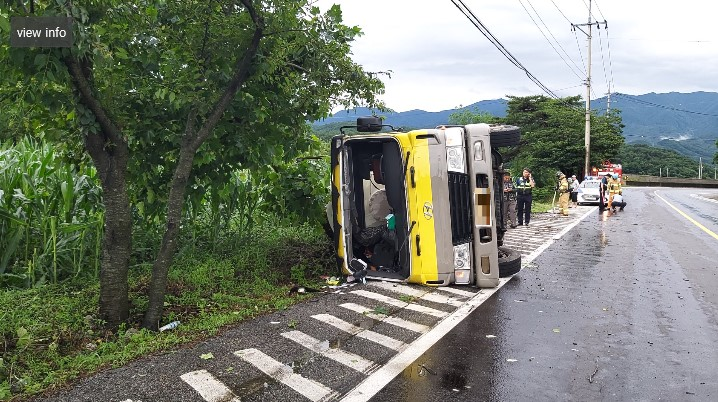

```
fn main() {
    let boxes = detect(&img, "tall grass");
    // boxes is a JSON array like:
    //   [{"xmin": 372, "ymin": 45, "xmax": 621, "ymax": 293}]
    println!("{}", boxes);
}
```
[{"xmin": 0, "ymin": 138, "xmax": 103, "ymax": 288}]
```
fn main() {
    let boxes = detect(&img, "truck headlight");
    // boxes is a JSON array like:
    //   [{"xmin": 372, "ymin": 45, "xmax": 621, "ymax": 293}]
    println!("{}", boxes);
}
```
[
  {"xmin": 454, "ymin": 243, "xmax": 471, "ymax": 284},
  {"xmin": 447, "ymin": 146, "xmax": 465, "ymax": 173}
]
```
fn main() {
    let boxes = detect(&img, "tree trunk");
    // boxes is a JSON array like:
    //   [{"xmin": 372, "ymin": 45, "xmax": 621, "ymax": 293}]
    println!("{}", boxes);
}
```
[
  {"xmin": 142, "ymin": 0, "xmax": 264, "ymax": 330},
  {"xmin": 64, "ymin": 57, "xmax": 132, "ymax": 328},
  {"xmin": 86, "ymin": 134, "xmax": 132, "ymax": 328},
  {"xmin": 142, "ymin": 145, "xmax": 196, "ymax": 329}
]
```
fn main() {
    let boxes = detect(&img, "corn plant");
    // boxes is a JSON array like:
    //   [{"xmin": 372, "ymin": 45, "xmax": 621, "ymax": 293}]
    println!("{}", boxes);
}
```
[{"xmin": 0, "ymin": 138, "xmax": 103, "ymax": 288}]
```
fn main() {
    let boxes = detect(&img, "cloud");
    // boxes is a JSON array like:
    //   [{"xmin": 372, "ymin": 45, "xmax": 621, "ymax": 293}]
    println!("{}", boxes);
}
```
[{"xmin": 316, "ymin": 0, "xmax": 718, "ymax": 112}]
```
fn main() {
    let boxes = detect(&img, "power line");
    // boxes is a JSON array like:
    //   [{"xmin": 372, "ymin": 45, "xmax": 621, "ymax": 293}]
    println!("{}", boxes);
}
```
[
  {"xmin": 519, "ymin": 0, "xmax": 586, "ymax": 80},
  {"xmin": 613, "ymin": 93, "xmax": 718, "ymax": 117},
  {"xmin": 449, "ymin": 0, "xmax": 559, "ymax": 99}
]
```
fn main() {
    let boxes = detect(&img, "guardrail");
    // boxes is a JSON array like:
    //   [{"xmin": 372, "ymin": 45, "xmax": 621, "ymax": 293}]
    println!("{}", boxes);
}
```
[{"xmin": 625, "ymin": 175, "xmax": 718, "ymax": 188}]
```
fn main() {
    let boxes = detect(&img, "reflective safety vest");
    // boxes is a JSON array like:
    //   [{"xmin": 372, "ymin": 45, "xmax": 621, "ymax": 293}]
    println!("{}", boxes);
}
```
[
  {"xmin": 515, "ymin": 177, "xmax": 533, "ymax": 195},
  {"xmin": 608, "ymin": 179, "xmax": 622, "ymax": 193}
]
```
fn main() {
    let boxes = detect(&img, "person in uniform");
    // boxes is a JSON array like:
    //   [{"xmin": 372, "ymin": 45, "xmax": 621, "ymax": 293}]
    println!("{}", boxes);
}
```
[
  {"xmin": 515, "ymin": 168, "xmax": 535, "ymax": 226},
  {"xmin": 607, "ymin": 173, "xmax": 622, "ymax": 207},
  {"xmin": 503, "ymin": 171, "xmax": 518, "ymax": 228},
  {"xmin": 611, "ymin": 192, "xmax": 626, "ymax": 212},
  {"xmin": 557, "ymin": 171, "xmax": 570, "ymax": 216},
  {"xmin": 569, "ymin": 175, "xmax": 580, "ymax": 208}
]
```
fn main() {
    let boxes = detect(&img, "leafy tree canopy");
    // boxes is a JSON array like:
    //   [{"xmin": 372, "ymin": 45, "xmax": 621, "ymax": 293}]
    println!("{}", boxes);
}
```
[
  {"xmin": 617, "ymin": 143, "xmax": 711, "ymax": 178},
  {"xmin": 502, "ymin": 95, "xmax": 625, "ymax": 185},
  {"xmin": 0, "ymin": 0, "xmax": 386, "ymax": 328}
]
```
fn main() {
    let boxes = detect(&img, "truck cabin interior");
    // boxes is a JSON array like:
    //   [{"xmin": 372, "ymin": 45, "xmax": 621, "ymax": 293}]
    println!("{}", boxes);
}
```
[{"xmin": 344, "ymin": 138, "xmax": 410, "ymax": 279}]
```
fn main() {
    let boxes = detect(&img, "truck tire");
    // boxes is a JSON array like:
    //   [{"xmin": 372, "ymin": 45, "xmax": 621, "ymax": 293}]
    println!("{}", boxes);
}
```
[
  {"xmin": 498, "ymin": 246, "xmax": 521, "ymax": 277},
  {"xmin": 489, "ymin": 125, "xmax": 521, "ymax": 147}
]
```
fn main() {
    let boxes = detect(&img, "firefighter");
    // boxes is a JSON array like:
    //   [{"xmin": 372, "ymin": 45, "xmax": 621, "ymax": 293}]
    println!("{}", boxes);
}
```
[
  {"xmin": 557, "ymin": 171, "xmax": 570, "ymax": 216},
  {"xmin": 608, "ymin": 173, "xmax": 622, "ymax": 207}
]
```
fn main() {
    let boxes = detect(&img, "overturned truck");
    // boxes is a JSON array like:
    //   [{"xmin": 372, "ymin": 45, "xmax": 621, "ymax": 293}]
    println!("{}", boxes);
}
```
[{"xmin": 329, "ymin": 117, "xmax": 522, "ymax": 287}]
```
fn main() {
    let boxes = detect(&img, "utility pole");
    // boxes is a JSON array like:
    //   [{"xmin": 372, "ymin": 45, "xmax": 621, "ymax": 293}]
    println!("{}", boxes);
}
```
[
  {"xmin": 572, "ymin": 0, "xmax": 607, "ymax": 177},
  {"xmin": 698, "ymin": 157, "xmax": 702, "ymax": 178}
]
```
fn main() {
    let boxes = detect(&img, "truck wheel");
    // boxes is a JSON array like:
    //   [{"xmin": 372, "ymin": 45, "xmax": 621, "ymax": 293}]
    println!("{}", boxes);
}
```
[
  {"xmin": 498, "ymin": 246, "xmax": 521, "ymax": 277},
  {"xmin": 489, "ymin": 125, "xmax": 521, "ymax": 147}
]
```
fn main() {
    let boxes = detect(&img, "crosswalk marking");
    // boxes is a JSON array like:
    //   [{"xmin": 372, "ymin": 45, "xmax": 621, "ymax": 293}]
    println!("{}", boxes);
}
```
[
  {"xmin": 280, "ymin": 330, "xmax": 377, "ymax": 373},
  {"xmin": 311, "ymin": 314, "xmax": 406, "ymax": 351},
  {"xmin": 180, "ymin": 370, "xmax": 241, "ymax": 402},
  {"xmin": 368, "ymin": 282, "xmax": 464, "ymax": 307},
  {"xmin": 235, "ymin": 348, "xmax": 335, "ymax": 402},
  {"xmin": 339, "ymin": 303, "xmax": 430, "ymax": 333},
  {"xmin": 433, "ymin": 286, "xmax": 477, "ymax": 298},
  {"xmin": 350, "ymin": 290, "xmax": 449, "ymax": 318}
]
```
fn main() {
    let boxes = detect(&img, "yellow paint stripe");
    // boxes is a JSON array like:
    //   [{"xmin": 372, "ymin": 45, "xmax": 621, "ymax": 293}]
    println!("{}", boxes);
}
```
[{"xmin": 655, "ymin": 191, "xmax": 718, "ymax": 241}]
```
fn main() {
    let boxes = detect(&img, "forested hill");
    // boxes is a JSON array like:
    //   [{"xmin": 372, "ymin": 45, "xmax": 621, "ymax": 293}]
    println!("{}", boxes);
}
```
[{"xmin": 313, "ymin": 91, "xmax": 718, "ymax": 161}]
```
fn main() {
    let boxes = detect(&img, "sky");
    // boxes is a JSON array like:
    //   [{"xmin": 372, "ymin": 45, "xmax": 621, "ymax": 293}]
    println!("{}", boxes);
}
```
[{"xmin": 314, "ymin": 0, "xmax": 718, "ymax": 112}]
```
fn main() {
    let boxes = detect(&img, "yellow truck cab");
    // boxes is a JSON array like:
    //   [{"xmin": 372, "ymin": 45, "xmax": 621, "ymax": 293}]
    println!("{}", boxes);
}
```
[{"xmin": 329, "ymin": 117, "xmax": 522, "ymax": 287}]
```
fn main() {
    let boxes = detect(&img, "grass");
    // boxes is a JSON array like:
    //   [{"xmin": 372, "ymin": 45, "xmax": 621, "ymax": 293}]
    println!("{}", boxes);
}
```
[{"xmin": 0, "ymin": 222, "xmax": 336, "ymax": 400}]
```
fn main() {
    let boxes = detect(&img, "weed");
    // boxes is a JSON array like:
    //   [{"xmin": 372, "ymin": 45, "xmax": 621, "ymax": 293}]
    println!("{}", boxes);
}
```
[
  {"xmin": 370, "ymin": 306, "xmax": 389, "ymax": 315},
  {"xmin": 0, "ymin": 220, "xmax": 335, "ymax": 399},
  {"xmin": 399, "ymin": 295, "xmax": 415, "ymax": 304}
]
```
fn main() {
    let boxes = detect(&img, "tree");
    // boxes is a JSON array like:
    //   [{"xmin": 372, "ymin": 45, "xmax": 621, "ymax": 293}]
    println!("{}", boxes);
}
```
[
  {"xmin": 617, "ymin": 143, "xmax": 705, "ymax": 178},
  {"xmin": 0, "ymin": 1, "xmax": 385, "ymax": 329},
  {"xmin": 502, "ymin": 95, "xmax": 624, "ymax": 184},
  {"xmin": 448, "ymin": 107, "xmax": 498, "ymax": 125},
  {"xmin": 714, "ymin": 139, "xmax": 718, "ymax": 165}
]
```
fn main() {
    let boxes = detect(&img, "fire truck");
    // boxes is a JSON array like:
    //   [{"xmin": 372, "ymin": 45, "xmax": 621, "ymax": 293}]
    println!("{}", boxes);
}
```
[{"xmin": 590, "ymin": 161, "xmax": 623, "ymax": 182}]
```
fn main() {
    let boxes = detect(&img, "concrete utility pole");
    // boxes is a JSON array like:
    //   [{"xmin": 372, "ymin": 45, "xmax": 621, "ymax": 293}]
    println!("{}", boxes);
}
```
[{"xmin": 571, "ymin": 0, "xmax": 607, "ymax": 177}]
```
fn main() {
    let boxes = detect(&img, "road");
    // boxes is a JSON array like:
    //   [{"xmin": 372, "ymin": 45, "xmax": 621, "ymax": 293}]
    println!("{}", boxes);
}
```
[
  {"xmin": 34, "ymin": 187, "xmax": 718, "ymax": 402},
  {"xmin": 372, "ymin": 187, "xmax": 718, "ymax": 401}
]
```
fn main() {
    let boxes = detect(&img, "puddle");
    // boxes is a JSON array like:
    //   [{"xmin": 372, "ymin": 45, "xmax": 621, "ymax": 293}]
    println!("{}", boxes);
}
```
[{"xmin": 236, "ymin": 374, "xmax": 275, "ymax": 398}]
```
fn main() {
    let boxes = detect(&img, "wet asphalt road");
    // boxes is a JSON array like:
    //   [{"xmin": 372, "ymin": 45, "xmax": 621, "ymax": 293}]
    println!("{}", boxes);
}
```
[
  {"xmin": 32, "ymin": 187, "xmax": 718, "ymax": 402},
  {"xmin": 374, "ymin": 187, "xmax": 718, "ymax": 401}
]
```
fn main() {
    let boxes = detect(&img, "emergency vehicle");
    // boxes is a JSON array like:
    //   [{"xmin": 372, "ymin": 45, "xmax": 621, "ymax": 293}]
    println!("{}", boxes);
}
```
[
  {"xmin": 329, "ymin": 117, "xmax": 522, "ymax": 288},
  {"xmin": 591, "ymin": 161, "xmax": 623, "ymax": 183}
]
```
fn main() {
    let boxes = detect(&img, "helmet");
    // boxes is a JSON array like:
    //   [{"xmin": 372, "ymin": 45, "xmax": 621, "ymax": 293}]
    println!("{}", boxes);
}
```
[
  {"xmin": 556, "ymin": 171, "xmax": 564, "ymax": 178},
  {"xmin": 612, "ymin": 173, "xmax": 618, "ymax": 179}
]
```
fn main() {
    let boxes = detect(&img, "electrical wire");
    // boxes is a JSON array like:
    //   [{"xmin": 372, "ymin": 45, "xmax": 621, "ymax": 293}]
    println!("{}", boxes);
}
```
[
  {"xmin": 613, "ymin": 93, "xmax": 718, "ymax": 117},
  {"xmin": 449, "ymin": 0, "xmax": 559, "ymax": 99},
  {"xmin": 519, "ymin": 0, "xmax": 586, "ymax": 80}
]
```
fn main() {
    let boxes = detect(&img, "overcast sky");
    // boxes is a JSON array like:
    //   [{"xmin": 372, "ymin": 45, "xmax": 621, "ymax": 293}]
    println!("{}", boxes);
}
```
[{"xmin": 314, "ymin": 0, "xmax": 718, "ymax": 112}]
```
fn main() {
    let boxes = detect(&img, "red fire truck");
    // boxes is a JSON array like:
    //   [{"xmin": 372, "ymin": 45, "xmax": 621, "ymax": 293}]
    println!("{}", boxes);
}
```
[{"xmin": 590, "ymin": 161, "xmax": 623, "ymax": 182}]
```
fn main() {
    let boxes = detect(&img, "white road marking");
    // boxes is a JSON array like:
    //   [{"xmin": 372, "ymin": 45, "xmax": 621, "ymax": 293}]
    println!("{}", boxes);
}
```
[
  {"xmin": 311, "ymin": 314, "xmax": 406, "ymax": 351},
  {"xmin": 349, "ymin": 290, "xmax": 449, "ymax": 318},
  {"xmin": 522, "ymin": 207, "xmax": 597, "ymax": 264},
  {"xmin": 691, "ymin": 193, "xmax": 718, "ymax": 204},
  {"xmin": 339, "ymin": 303, "xmax": 430, "ymax": 333},
  {"xmin": 340, "ymin": 208, "xmax": 597, "ymax": 402},
  {"xmin": 368, "ymin": 282, "xmax": 463, "ymax": 306},
  {"xmin": 234, "ymin": 348, "xmax": 336, "ymax": 402},
  {"xmin": 280, "ymin": 330, "xmax": 376, "ymax": 373},
  {"xmin": 180, "ymin": 370, "xmax": 241, "ymax": 402},
  {"xmin": 340, "ymin": 277, "xmax": 512, "ymax": 402},
  {"xmin": 433, "ymin": 286, "xmax": 476, "ymax": 298}
]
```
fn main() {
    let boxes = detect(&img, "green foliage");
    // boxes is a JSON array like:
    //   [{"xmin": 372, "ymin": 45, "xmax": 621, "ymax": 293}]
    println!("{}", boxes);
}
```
[
  {"xmin": 714, "ymin": 139, "xmax": 718, "ymax": 165},
  {"xmin": 503, "ymin": 95, "xmax": 625, "ymax": 186},
  {"xmin": 617, "ymin": 143, "xmax": 713, "ymax": 178},
  {"xmin": 0, "ymin": 220, "xmax": 332, "ymax": 399},
  {"xmin": 312, "ymin": 121, "xmax": 354, "ymax": 142},
  {"xmin": 448, "ymin": 107, "xmax": 498, "ymax": 125},
  {"xmin": 0, "ymin": 138, "xmax": 103, "ymax": 287}
]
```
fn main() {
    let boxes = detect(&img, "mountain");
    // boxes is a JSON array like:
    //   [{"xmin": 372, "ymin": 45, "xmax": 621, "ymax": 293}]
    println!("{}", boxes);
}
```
[
  {"xmin": 313, "ymin": 99, "xmax": 507, "ymax": 130},
  {"xmin": 313, "ymin": 92, "xmax": 717, "ymax": 162}
]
